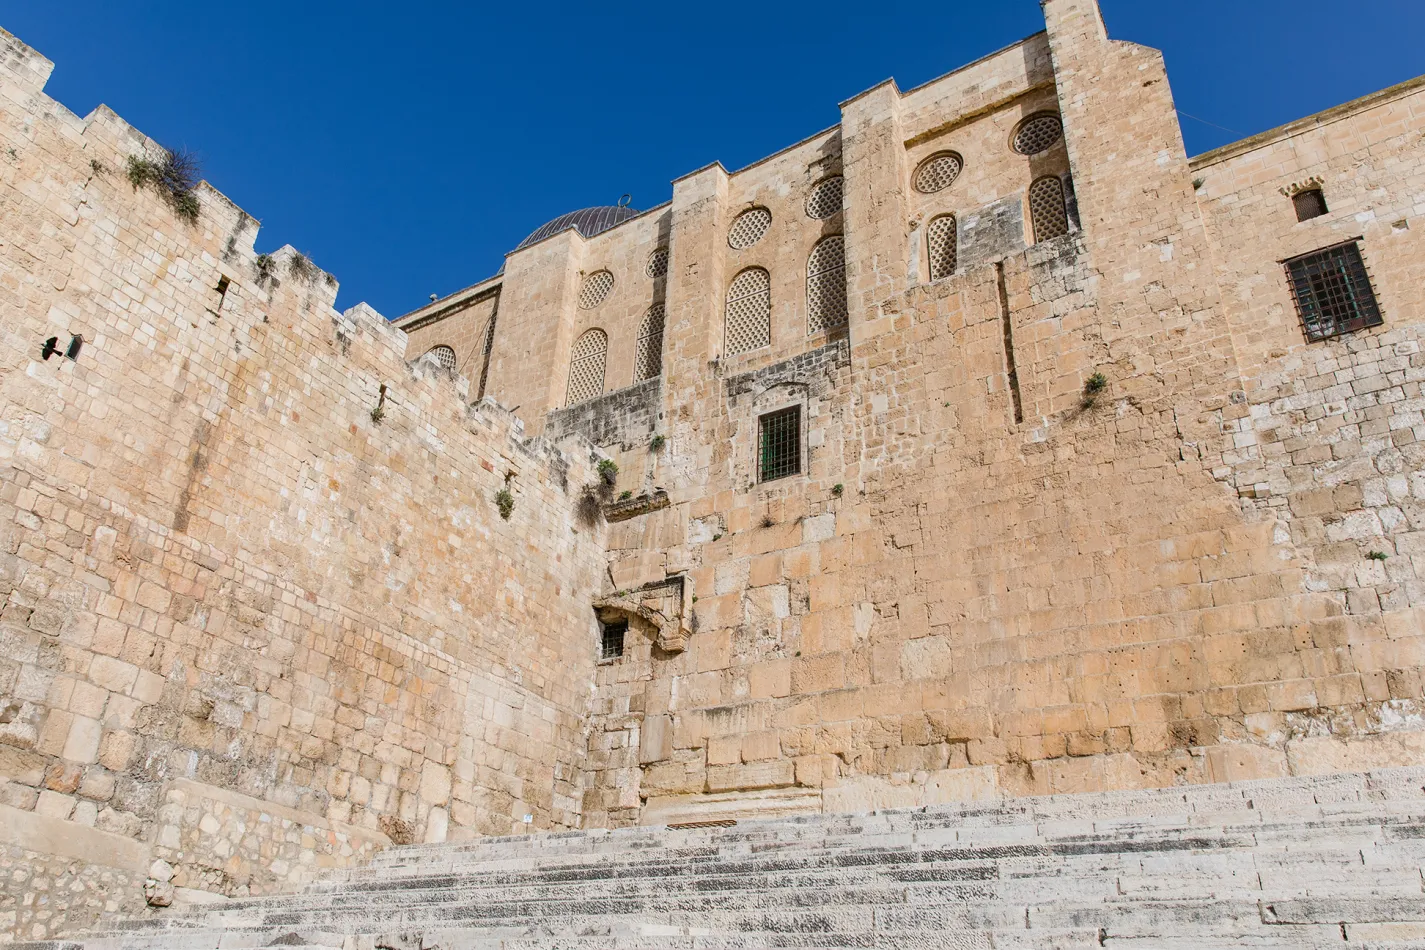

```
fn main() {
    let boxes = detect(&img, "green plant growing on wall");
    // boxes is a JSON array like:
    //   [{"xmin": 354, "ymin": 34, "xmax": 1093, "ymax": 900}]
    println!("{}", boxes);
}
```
[
  {"xmin": 255, "ymin": 253, "xmax": 276, "ymax": 284},
  {"xmin": 369, "ymin": 405, "xmax": 384, "ymax": 424},
  {"xmin": 126, "ymin": 147, "xmax": 202, "ymax": 223},
  {"xmin": 576, "ymin": 485, "xmax": 605, "ymax": 528},
  {"xmin": 619, "ymin": 490, "xmax": 633, "ymax": 500},
  {"xmin": 831, "ymin": 483, "xmax": 844, "ymax": 497},
  {"xmin": 1081, "ymin": 372, "xmax": 1108, "ymax": 410},
  {"xmin": 649, "ymin": 434, "xmax": 666, "ymax": 452},
  {"xmin": 1367, "ymin": 550, "xmax": 1390, "ymax": 562},
  {"xmin": 288, "ymin": 252, "xmax": 320, "ymax": 284},
  {"xmin": 495, "ymin": 488, "xmax": 515, "ymax": 520}
]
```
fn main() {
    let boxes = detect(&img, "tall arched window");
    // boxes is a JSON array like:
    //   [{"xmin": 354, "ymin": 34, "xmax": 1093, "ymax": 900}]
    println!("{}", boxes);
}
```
[
  {"xmin": 565, "ymin": 328, "xmax": 608, "ymax": 406},
  {"xmin": 1029, "ymin": 176, "xmax": 1070, "ymax": 244},
  {"xmin": 725, "ymin": 268, "xmax": 771, "ymax": 356},
  {"xmin": 806, "ymin": 236, "xmax": 847, "ymax": 335},
  {"xmin": 425, "ymin": 345, "xmax": 457, "ymax": 373},
  {"xmin": 926, "ymin": 215, "xmax": 958, "ymax": 281},
  {"xmin": 636, "ymin": 305, "xmax": 665, "ymax": 381}
]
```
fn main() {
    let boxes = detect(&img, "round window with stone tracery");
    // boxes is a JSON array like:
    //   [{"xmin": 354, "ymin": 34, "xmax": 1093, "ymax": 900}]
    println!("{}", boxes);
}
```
[
  {"xmin": 805, "ymin": 176, "xmax": 844, "ymax": 220},
  {"xmin": 1012, "ymin": 113, "xmax": 1064, "ymax": 156},
  {"xmin": 578, "ymin": 270, "xmax": 615, "ymax": 310},
  {"xmin": 913, "ymin": 152, "xmax": 964, "ymax": 194},
  {"xmin": 729, "ymin": 208, "xmax": 772, "ymax": 249}
]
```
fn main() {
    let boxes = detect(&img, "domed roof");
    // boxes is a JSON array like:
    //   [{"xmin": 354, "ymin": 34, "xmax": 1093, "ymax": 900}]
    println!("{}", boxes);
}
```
[{"xmin": 515, "ymin": 204, "xmax": 641, "ymax": 252}]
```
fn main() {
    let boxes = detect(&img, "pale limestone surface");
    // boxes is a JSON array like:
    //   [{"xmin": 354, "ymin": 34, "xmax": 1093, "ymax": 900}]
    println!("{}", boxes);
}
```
[{"xmin": 1, "ymin": 0, "xmax": 1425, "ymax": 940}]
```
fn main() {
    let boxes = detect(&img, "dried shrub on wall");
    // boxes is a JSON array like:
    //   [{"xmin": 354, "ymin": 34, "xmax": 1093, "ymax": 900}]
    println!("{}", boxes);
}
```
[{"xmin": 126, "ymin": 147, "xmax": 202, "ymax": 223}]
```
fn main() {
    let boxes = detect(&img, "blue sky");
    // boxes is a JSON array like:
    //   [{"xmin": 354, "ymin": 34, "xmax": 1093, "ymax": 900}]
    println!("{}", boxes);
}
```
[{"xmin": 4, "ymin": 0, "xmax": 1421, "ymax": 318}]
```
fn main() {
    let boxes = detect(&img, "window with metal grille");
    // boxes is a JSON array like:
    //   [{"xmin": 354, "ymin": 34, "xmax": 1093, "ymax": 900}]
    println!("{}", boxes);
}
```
[
  {"xmin": 646, "ymin": 247, "xmax": 670, "ymax": 278},
  {"xmin": 914, "ymin": 152, "xmax": 964, "ymax": 194},
  {"xmin": 729, "ymin": 208, "xmax": 772, "ymax": 249},
  {"xmin": 1029, "ymin": 176, "xmax": 1070, "ymax": 244},
  {"xmin": 636, "ymin": 305, "xmax": 665, "ymax": 380},
  {"xmin": 1285, "ymin": 241, "xmax": 1383, "ymax": 343},
  {"xmin": 578, "ymin": 270, "xmax": 615, "ymax": 310},
  {"xmin": 565, "ymin": 328, "xmax": 608, "ymax": 405},
  {"xmin": 1013, "ymin": 113, "xmax": 1064, "ymax": 156},
  {"xmin": 758, "ymin": 406, "xmax": 801, "ymax": 483},
  {"xmin": 1294, "ymin": 189, "xmax": 1329, "ymax": 222},
  {"xmin": 600, "ymin": 619, "xmax": 627, "ymax": 661},
  {"xmin": 806, "ymin": 235, "xmax": 847, "ymax": 334},
  {"xmin": 725, "ymin": 268, "xmax": 771, "ymax": 356},
  {"xmin": 927, "ymin": 215, "xmax": 958, "ymax": 281},
  {"xmin": 425, "ymin": 345, "xmax": 457, "ymax": 373},
  {"xmin": 805, "ymin": 176, "xmax": 844, "ymax": 220}
]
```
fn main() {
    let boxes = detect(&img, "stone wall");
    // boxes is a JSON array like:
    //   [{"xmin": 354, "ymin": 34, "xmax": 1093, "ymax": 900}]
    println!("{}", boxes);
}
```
[{"xmin": 0, "ymin": 26, "xmax": 606, "ymax": 938}]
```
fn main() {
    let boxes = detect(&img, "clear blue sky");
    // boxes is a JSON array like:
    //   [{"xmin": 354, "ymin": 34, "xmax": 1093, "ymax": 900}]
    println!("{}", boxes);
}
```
[{"xmin": 4, "ymin": 1, "xmax": 1421, "ymax": 318}]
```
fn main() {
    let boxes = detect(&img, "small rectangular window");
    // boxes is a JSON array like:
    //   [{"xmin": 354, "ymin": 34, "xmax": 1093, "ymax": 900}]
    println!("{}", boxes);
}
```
[
  {"xmin": 758, "ymin": 406, "xmax": 801, "ymax": 483},
  {"xmin": 1293, "ymin": 189, "xmax": 1328, "ymax": 222},
  {"xmin": 1285, "ymin": 241, "xmax": 1382, "ymax": 343},
  {"xmin": 600, "ymin": 619, "xmax": 626, "ymax": 661}
]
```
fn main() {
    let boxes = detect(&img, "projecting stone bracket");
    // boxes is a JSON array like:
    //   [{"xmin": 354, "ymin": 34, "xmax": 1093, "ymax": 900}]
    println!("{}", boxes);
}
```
[
  {"xmin": 605, "ymin": 489, "xmax": 670, "ymax": 523},
  {"xmin": 595, "ymin": 573, "xmax": 693, "ymax": 653}
]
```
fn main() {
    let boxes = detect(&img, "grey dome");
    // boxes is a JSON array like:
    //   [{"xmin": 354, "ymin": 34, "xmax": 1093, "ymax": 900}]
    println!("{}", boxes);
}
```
[{"xmin": 515, "ymin": 205, "xmax": 640, "ymax": 252}]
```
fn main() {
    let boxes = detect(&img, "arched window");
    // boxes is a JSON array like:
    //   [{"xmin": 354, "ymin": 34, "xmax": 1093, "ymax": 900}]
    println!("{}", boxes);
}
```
[
  {"xmin": 565, "ymin": 328, "xmax": 608, "ymax": 406},
  {"xmin": 636, "ymin": 305, "xmax": 665, "ymax": 381},
  {"xmin": 926, "ymin": 215, "xmax": 958, "ymax": 281},
  {"xmin": 806, "ymin": 236, "xmax": 847, "ymax": 334},
  {"xmin": 1029, "ymin": 176, "xmax": 1070, "ymax": 244},
  {"xmin": 725, "ymin": 268, "xmax": 771, "ymax": 356},
  {"xmin": 805, "ymin": 177, "xmax": 844, "ymax": 220},
  {"xmin": 425, "ymin": 345, "xmax": 457, "ymax": 373}
]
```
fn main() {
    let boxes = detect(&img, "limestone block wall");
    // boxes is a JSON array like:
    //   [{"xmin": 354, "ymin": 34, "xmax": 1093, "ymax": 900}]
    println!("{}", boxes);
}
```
[
  {"xmin": 565, "ymin": 0, "xmax": 1425, "ymax": 826},
  {"xmin": 0, "ymin": 26, "xmax": 606, "ymax": 938}
]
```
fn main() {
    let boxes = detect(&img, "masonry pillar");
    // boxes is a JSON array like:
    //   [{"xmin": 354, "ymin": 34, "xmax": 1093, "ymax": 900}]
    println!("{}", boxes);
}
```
[
  {"xmin": 1040, "ymin": 0, "xmax": 1239, "ymax": 407},
  {"xmin": 839, "ymin": 81, "xmax": 911, "ymax": 336},
  {"xmin": 481, "ymin": 230, "xmax": 585, "ymax": 436},
  {"xmin": 658, "ymin": 163, "xmax": 730, "ymax": 499}
]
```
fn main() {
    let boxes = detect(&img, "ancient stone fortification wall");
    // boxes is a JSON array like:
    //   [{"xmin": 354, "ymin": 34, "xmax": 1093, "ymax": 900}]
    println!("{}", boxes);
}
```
[
  {"xmin": 0, "ymin": 28, "xmax": 606, "ymax": 939},
  {"xmin": 567, "ymin": 1, "xmax": 1425, "ymax": 825}
]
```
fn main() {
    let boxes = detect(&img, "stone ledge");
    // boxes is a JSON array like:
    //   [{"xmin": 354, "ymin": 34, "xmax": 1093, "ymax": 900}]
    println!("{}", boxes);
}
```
[
  {"xmin": 0, "ymin": 801, "xmax": 149, "ymax": 872},
  {"xmin": 605, "ymin": 489, "xmax": 670, "ymax": 523}
]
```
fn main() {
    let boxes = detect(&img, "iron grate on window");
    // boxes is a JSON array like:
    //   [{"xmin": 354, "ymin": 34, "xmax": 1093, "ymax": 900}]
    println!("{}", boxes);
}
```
[
  {"xmin": 1293, "ymin": 189, "xmax": 1329, "ymax": 222},
  {"xmin": 1285, "ymin": 241, "xmax": 1383, "ymax": 343},
  {"xmin": 725, "ymin": 267, "xmax": 771, "ymax": 356},
  {"xmin": 758, "ymin": 406, "xmax": 801, "ymax": 483},
  {"xmin": 600, "ymin": 619, "xmax": 627, "ymax": 660}
]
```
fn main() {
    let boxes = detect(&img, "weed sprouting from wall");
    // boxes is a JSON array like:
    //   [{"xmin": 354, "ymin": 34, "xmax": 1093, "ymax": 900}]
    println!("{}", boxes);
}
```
[
  {"xmin": 576, "ymin": 486, "xmax": 605, "ymax": 528},
  {"xmin": 649, "ymin": 434, "xmax": 666, "ymax": 452},
  {"xmin": 597, "ymin": 459, "xmax": 619, "ymax": 490},
  {"xmin": 1368, "ymin": 550, "xmax": 1390, "ymax": 562},
  {"xmin": 495, "ymin": 488, "xmax": 515, "ymax": 520},
  {"xmin": 1081, "ymin": 372, "xmax": 1108, "ymax": 410},
  {"xmin": 126, "ymin": 147, "xmax": 202, "ymax": 223},
  {"xmin": 832, "ymin": 483, "xmax": 845, "ymax": 497},
  {"xmin": 288, "ymin": 252, "xmax": 320, "ymax": 284},
  {"xmin": 255, "ymin": 253, "xmax": 277, "ymax": 284}
]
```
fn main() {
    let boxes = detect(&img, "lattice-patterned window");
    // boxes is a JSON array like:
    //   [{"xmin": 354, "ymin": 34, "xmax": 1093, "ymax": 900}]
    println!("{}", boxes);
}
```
[
  {"xmin": 725, "ymin": 268, "xmax": 771, "ymax": 356},
  {"xmin": 1294, "ymin": 189, "xmax": 1329, "ymax": 222},
  {"xmin": 1029, "ymin": 176, "xmax": 1070, "ymax": 244},
  {"xmin": 927, "ymin": 215, "xmax": 958, "ymax": 281},
  {"xmin": 636, "ymin": 305, "xmax": 665, "ymax": 380},
  {"xmin": 805, "ymin": 177, "xmax": 844, "ymax": 220},
  {"xmin": 914, "ymin": 152, "xmax": 964, "ymax": 194},
  {"xmin": 600, "ymin": 618, "xmax": 626, "ymax": 661},
  {"xmin": 425, "ymin": 345, "xmax": 457, "ymax": 373},
  {"xmin": 565, "ymin": 328, "xmax": 608, "ymax": 405},
  {"xmin": 729, "ymin": 208, "xmax": 773, "ymax": 249},
  {"xmin": 1013, "ymin": 113, "xmax": 1064, "ymax": 156},
  {"xmin": 1285, "ymin": 242, "xmax": 1383, "ymax": 343},
  {"xmin": 646, "ymin": 247, "xmax": 670, "ymax": 278},
  {"xmin": 758, "ymin": 406, "xmax": 801, "ymax": 483},
  {"xmin": 806, "ymin": 236, "xmax": 847, "ymax": 335},
  {"xmin": 578, "ymin": 270, "xmax": 615, "ymax": 310}
]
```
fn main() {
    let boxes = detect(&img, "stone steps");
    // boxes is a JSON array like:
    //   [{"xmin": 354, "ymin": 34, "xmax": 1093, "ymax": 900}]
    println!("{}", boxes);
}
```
[{"xmin": 22, "ymin": 768, "xmax": 1425, "ymax": 950}]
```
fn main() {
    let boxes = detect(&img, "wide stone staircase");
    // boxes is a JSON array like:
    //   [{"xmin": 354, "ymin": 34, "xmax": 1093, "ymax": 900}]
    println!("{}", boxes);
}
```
[{"xmin": 24, "ymin": 768, "xmax": 1425, "ymax": 950}]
